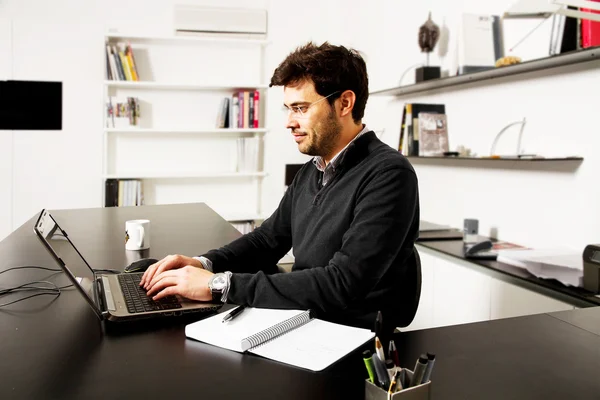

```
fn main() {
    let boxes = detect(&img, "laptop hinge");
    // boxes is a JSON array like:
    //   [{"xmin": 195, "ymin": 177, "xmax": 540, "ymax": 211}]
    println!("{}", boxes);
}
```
[{"xmin": 95, "ymin": 277, "xmax": 111, "ymax": 318}]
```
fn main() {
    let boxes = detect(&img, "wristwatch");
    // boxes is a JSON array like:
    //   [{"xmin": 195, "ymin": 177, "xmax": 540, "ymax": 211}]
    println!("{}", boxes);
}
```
[{"xmin": 208, "ymin": 271, "xmax": 232, "ymax": 303}]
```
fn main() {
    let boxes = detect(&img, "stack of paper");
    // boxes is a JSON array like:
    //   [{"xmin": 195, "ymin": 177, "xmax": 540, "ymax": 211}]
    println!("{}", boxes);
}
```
[{"xmin": 496, "ymin": 248, "xmax": 583, "ymax": 287}]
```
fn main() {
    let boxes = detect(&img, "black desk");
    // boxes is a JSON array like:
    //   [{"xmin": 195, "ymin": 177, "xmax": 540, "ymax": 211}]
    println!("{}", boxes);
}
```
[
  {"xmin": 417, "ymin": 239, "xmax": 600, "ymax": 308},
  {"xmin": 1, "ymin": 204, "xmax": 600, "ymax": 399}
]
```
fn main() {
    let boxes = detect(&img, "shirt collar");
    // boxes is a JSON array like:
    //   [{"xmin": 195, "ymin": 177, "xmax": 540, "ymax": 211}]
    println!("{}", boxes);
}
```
[{"xmin": 313, "ymin": 124, "xmax": 370, "ymax": 172}]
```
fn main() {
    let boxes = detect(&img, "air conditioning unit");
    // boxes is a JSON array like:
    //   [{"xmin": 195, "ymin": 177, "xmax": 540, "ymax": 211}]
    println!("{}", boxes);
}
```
[{"xmin": 174, "ymin": 5, "xmax": 268, "ymax": 38}]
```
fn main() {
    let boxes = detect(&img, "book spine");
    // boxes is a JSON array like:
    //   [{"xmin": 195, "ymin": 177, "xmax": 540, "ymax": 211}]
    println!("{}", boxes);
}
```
[
  {"xmin": 581, "ymin": 3, "xmax": 600, "ymax": 48},
  {"xmin": 240, "ymin": 310, "xmax": 312, "ymax": 351},
  {"xmin": 248, "ymin": 91, "xmax": 254, "ymax": 129},
  {"xmin": 253, "ymin": 90, "xmax": 260, "ymax": 128}
]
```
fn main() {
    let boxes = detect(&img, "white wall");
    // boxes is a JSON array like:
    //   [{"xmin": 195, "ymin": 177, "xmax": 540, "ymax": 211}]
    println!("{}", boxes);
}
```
[
  {"xmin": 1, "ymin": 0, "xmax": 599, "ymax": 252},
  {"xmin": 0, "ymin": 18, "xmax": 13, "ymax": 240}
]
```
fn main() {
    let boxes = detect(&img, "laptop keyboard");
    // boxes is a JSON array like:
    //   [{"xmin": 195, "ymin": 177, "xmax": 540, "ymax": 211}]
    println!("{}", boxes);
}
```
[{"xmin": 117, "ymin": 273, "xmax": 182, "ymax": 314}]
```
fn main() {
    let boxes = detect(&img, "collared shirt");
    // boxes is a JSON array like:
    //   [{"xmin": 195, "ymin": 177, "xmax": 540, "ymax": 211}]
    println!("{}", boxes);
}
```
[{"xmin": 312, "ymin": 124, "xmax": 370, "ymax": 186}]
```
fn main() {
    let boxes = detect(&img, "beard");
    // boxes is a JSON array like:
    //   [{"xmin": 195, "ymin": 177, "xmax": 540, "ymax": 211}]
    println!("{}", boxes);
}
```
[{"xmin": 296, "ymin": 107, "xmax": 342, "ymax": 159}]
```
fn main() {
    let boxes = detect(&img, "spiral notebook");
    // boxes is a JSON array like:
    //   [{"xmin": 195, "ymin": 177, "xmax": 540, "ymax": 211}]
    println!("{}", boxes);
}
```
[{"xmin": 185, "ymin": 307, "xmax": 375, "ymax": 371}]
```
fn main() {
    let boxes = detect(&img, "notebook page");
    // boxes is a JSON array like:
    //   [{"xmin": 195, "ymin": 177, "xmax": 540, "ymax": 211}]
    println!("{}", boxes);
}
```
[
  {"xmin": 250, "ymin": 319, "xmax": 375, "ymax": 371},
  {"xmin": 185, "ymin": 307, "xmax": 306, "ymax": 353}
]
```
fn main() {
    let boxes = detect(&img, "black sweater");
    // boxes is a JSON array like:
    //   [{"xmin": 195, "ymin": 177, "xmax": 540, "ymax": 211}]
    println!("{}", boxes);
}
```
[{"xmin": 203, "ymin": 131, "xmax": 420, "ymax": 329}]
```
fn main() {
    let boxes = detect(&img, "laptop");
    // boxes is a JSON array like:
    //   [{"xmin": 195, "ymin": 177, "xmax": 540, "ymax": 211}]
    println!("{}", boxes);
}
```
[{"xmin": 33, "ymin": 209, "xmax": 220, "ymax": 322}]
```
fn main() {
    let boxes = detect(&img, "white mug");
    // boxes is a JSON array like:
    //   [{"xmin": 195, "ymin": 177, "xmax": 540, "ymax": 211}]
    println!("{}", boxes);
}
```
[{"xmin": 125, "ymin": 219, "xmax": 150, "ymax": 250}]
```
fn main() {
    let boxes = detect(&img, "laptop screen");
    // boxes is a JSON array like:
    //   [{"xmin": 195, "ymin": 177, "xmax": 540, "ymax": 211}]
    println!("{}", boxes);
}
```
[{"xmin": 34, "ymin": 210, "xmax": 102, "ymax": 317}]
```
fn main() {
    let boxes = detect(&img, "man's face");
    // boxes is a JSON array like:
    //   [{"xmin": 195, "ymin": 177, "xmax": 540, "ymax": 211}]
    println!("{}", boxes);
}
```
[{"xmin": 283, "ymin": 81, "xmax": 342, "ymax": 160}]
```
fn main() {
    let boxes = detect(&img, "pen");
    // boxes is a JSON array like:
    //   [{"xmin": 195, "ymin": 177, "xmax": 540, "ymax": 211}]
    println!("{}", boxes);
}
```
[
  {"xmin": 362, "ymin": 350, "xmax": 377, "ymax": 384},
  {"xmin": 372, "ymin": 355, "xmax": 391, "ymax": 389},
  {"xmin": 375, "ymin": 336, "xmax": 386, "ymax": 362},
  {"xmin": 385, "ymin": 359, "xmax": 395, "ymax": 381},
  {"xmin": 222, "ymin": 305, "xmax": 246, "ymax": 323},
  {"xmin": 374, "ymin": 311, "xmax": 384, "ymax": 357},
  {"xmin": 421, "ymin": 352, "xmax": 436, "ymax": 383},
  {"xmin": 409, "ymin": 354, "xmax": 428, "ymax": 387},
  {"xmin": 395, "ymin": 368, "xmax": 404, "ymax": 392},
  {"xmin": 389, "ymin": 339, "xmax": 400, "ymax": 368},
  {"xmin": 387, "ymin": 369, "xmax": 400, "ymax": 400}
]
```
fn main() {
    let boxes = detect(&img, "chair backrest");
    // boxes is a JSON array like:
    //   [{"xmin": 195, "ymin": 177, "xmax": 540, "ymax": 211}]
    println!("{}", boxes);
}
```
[{"xmin": 397, "ymin": 246, "xmax": 422, "ymax": 328}]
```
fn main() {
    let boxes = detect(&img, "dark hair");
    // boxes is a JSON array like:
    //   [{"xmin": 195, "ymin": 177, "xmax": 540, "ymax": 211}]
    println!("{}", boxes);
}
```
[{"xmin": 269, "ymin": 41, "xmax": 369, "ymax": 123}]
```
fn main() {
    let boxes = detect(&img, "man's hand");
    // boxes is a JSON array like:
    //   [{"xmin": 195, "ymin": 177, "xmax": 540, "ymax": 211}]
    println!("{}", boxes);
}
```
[
  {"xmin": 140, "ymin": 254, "xmax": 204, "ymax": 289},
  {"xmin": 145, "ymin": 265, "xmax": 214, "ymax": 302}
]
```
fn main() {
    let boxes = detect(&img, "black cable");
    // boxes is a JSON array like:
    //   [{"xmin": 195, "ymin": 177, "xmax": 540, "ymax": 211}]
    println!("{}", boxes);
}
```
[
  {"xmin": 0, "ymin": 292, "xmax": 62, "ymax": 308},
  {"xmin": 0, "ymin": 266, "xmax": 78, "ymax": 308},
  {"xmin": 0, "ymin": 266, "xmax": 62, "ymax": 275}
]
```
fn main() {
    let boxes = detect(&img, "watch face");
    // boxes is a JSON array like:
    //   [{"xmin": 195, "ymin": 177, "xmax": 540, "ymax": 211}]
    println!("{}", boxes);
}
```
[{"xmin": 211, "ymin": 274, "xmax": 227, "ymax": 290}]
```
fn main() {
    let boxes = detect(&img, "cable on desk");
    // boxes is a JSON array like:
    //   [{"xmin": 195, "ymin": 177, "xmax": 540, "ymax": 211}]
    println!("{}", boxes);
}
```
[
  {"xmin": 0, "ymin": 266, "xmax": 71, "ymax": 308},
  {"xmin": 0, "ymin": 265, "xmax": 122, "ymax": 308}
]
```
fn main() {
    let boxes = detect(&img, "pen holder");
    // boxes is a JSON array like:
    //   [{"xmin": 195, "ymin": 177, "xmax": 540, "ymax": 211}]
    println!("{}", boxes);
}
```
[{"xmin": 365, "ymin": 369, "xmax": 431, "ymax": 400}]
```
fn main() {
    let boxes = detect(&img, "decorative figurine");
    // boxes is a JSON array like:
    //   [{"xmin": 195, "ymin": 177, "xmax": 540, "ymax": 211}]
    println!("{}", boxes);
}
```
[{"xmin": 416, "ymin": 12, "xmax": 442, "ymax": 82}]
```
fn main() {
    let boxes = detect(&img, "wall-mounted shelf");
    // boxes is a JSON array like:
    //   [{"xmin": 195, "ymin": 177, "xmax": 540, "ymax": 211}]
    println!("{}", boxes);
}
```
[
  {"xmin": 104, "ymin": 128, "xmax": 268, "ymax": 135},
  {"xmin": 406, "ymin": 156, "xmax": 583, "ymax": 161},
  {"xmin": 370, "ymin": 47, "xmax": 600, "ymax": 98},
  {"xmin": 105, "ymin": 33, "xmax": 269, "ymax": 46},
  {"xmin": 103, "ymin": 172, "xmax": 267, "ymax": 179},
  {"xmin": 104, "ymin": 80, "xmax": 268, "ymax": 91},
  {"xmin": 406, "ymin": 156, "xmax": 584, "ymax": 172}
]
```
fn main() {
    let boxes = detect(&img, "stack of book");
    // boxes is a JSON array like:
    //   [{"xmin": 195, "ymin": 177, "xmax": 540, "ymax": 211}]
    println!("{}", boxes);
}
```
[
  {"xmin": 105, "ymin": 42, "xmax": 140, "ymax": 81},
  {"xmin": 105, "ymin": 96, "xmax": 141, "ymax": 128},
  {"xmin": 216, "ymin": 90, "xmax": 260, "ymax": 129},
  {"xmin": 399, "ymin": 103, "xmax": 448, "ymax": 157},
  {"xmin": 105, "ymin": 179, "xmax": 143, "ymax": 207}
]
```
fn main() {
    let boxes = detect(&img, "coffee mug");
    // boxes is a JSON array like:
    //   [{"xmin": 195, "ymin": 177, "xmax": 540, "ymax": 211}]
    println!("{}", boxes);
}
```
[{"xmin": 125, "ymin": 219, "xmax": 150, "ymax": 250}]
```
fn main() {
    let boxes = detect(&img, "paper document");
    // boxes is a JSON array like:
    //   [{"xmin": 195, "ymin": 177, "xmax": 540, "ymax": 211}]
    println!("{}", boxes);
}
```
[
  {"xmin": 185, "ymin": 307, "xmax": 374, "ymax": 371},
  {"xmin": 496, "ymin": 248, "xmax": 583, "ymax": 287}
]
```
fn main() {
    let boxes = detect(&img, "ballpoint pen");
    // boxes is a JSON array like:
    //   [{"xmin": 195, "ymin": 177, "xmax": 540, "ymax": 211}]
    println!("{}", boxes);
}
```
[{"xmin": 222, "ymin": 305, "xmax": 246, "ymax": 323}]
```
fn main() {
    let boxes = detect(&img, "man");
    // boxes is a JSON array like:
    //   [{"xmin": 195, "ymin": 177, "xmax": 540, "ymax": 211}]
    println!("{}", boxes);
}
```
[{"xmin": 141, "ymin": 42, "xmax": 420, "ymax": 335}]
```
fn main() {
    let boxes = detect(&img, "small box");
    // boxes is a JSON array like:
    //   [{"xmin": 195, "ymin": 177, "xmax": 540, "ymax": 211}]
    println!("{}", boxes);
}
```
[
  {"xmin": 583, "ymin": 244, "xmax": 600, "ymax": 293},
  {"xmin": 365, "ymin": 369, "xmax": 431, "ymax": 400},
  {"xmin": 415, "ymin": 66, "xmax": 441, "ymax": 83}
]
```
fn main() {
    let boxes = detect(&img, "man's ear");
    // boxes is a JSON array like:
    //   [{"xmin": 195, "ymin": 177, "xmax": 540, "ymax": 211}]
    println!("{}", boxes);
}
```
[{"xmin": 338, "ymin": 90, "xmax": 355, "ymax": 118}]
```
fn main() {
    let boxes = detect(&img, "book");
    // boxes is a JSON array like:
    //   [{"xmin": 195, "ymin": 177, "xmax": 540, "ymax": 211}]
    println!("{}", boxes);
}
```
[
  {"xmin": 185, "ymin": 307, "xmax": 375, "ymax": 371},
  {"xmin": 408, "ymin": 103, "xmax": 445, "ymax": 156},
  {"xmin": 581, "ymin": 0, "xmax": 600, "ymax": 49},
  {"xmin": 418, "ymin": 112, "xmax": 449, "ymax": 157}
]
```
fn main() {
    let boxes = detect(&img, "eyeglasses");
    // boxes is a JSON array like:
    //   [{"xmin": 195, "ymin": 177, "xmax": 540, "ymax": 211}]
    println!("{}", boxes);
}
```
[{"xmin": 283, "ymin": 91, "xmax": 339, "ymax": 119}]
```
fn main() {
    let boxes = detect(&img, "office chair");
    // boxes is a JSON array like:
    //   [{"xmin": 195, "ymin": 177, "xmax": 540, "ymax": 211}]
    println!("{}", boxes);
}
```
[{"xmin": 395, "ymin": 246, "xmax": 422, "ymax": 329}]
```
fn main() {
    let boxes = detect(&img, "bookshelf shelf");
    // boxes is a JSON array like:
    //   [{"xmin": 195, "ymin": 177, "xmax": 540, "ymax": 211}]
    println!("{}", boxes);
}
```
[
  {"xmin": 103, "ymin": 172, "xmax": 267, "ymax": 179},
  {"xmin": 104, "ymin": 80, "xmax": 268, "ymax": 91},
  {"xmin": 105, "ymin": 33, "xmax": 269, "ymax": 46},
  {"xmin": 104, "ymin": 128, "xmax": 268, "ymax": 135},
  {"xmin": 406, "ymin": 156, "xmax": 583, "ymax": 172},
  {"xmin": 370, "ymin": 47, "xmax": 600, "ymax": 98}
]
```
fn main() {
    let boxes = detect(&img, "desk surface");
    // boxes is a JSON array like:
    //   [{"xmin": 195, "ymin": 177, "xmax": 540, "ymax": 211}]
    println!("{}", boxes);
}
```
[
  {"xmin": 417, "ymin": 239, "xmax": 600, "ymax": 308},
  {"xmin": 1, "ymin": 204, "xmax": 600, "ymax": 399}
]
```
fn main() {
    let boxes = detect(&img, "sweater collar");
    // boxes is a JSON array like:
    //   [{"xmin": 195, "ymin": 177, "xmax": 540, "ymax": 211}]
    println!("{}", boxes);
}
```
[{"xmin": 312, "ymin": 124, "xmax": 370, "ymax": 172}]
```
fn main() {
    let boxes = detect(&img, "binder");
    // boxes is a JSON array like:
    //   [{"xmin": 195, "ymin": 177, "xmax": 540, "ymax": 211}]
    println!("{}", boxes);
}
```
[{"xmin": 185, "ymin": 307, "xmax": 374, "ymax": 371}]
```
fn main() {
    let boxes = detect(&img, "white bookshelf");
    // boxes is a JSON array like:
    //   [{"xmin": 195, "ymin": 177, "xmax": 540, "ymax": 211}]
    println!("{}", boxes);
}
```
[
  {"xmin": 105, "ymin": 33, "xmax": 270, "ymax": 46},
  {"xmin": 103, "ymin": 172, "xmax": 267, "ymax": 179},
  {"xmin": 102, "ymin": 31, "xmax": 268, "ymax": 222},
  {"xmin": 104, "ymin": 80, "xmax": 268, "ymax": 91},
  {"xmin": 104, "ymin": 128, "xmax": 268, "ymax": 135}
]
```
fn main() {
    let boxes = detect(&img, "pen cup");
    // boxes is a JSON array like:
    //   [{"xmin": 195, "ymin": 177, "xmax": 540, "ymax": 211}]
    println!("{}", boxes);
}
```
[{"xmin": 364, "ymin": 369, "xmax": 431, "ymax": 400}]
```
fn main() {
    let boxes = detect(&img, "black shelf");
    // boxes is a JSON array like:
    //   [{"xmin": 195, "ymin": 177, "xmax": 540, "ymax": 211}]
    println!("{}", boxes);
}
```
[
  {"xmin": 370, "ymin": 47, "xmax": 600, "ymax": 98},
  {"xmin": 406, "ymin": 156, "xmax": 583, "ymax": 161}
]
